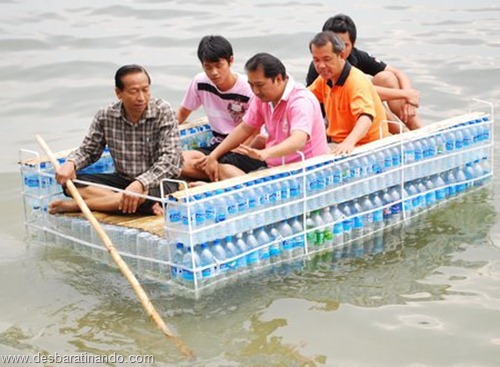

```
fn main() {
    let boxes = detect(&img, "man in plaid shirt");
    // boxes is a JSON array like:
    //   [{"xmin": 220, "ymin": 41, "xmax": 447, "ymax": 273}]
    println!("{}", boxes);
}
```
[{"xmin": 49, "ymin": 64, "xmax": 183, "ymax": 216}]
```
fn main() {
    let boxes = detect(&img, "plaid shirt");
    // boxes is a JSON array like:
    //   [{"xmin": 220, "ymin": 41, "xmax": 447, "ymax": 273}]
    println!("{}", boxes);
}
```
[{"xmin": 68, "ymin": 97, "xmax": 183, "ymax": 190}]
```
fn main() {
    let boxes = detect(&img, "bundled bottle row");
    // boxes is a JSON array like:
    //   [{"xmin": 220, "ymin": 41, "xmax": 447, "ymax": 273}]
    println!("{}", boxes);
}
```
[
  {"xmin": 21, "ymin": 148, "xmax": 115, "ymax": 210},
  {"xmin": 179, "ymin": 123, "xmax": 214, "ymax": 150},
  {"xmin": 40, "ymin": 151, "xmax": 491, "ymax": 290},
  {"xmin": 165, "ymin": 139, "xmax": 491, "ymax": 248},
  {"xmin": 170, "ymin": 155, "xmax": 491, "ymax": 288}
]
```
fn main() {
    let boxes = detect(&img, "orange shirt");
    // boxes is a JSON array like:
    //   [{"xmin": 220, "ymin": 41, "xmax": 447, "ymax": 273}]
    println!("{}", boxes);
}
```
[{"xmin": 309, "ymin": 63, "xmax": 390, "ymax": 145}]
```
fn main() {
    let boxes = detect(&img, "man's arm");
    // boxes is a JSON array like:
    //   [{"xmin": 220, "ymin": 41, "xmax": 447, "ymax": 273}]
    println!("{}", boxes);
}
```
[
  {"xmin": 204, "ymin": 122, "xmax": 257, "ymax": 181},
  {"xmin": 331, "ymin": 115, "xmax": 372, "ymax": 156},
  {"xmin": 236, "ymin": 130, "xmax": 307, "ymax": 162},
  {"xmin": 176, "ymin": 106, "xmax": 192, "ymax": 124},
  {"xmin": 373, "ymin": 84, "xmax": 420, "ymax": 107}
]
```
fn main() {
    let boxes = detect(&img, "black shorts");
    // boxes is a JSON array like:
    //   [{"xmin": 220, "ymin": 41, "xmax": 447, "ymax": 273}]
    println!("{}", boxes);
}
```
[
  {"xmin": 195, "ymin": 143, "xmax": 267, "ymax": 174},
  {"xmin": 64, "ymin": 173, "xmax": 178, "ymax": 214}
]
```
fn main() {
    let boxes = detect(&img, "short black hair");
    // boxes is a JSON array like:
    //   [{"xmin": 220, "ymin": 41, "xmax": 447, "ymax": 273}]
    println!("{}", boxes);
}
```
[
  {"xmin": 114, "ymin": 64, "xmax": 151, "ymax": 90},
  {"xmin": 197, "ymin": 35, "xmax": 234, "ymax": 63},
  {"xmin": 322, "ymin": 14, "xmax": 357, "ymax": 44},
  {"xmin": 244, "ymin": 52, "xmax": 286, "ymax": 80},
  {"xmin": 309, "ymin": 31, "xmax": 345, "ymax": 55}
]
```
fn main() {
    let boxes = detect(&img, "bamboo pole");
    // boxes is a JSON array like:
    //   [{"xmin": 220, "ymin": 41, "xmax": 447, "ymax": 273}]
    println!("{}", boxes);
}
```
[{"xmin": 36, "ymin": 135, "xmax": 195, "ymax": 360}]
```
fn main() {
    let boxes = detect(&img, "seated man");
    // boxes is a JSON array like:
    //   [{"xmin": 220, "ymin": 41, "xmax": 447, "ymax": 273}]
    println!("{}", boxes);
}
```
[
  {"xmin": 306, "ymin": 14, "xmax": 423, "ymax": 133},
  {"xmin": 203, "ymin": 52, "xmax": 330, "ymax": 181},
  {"xmin": 308, "ymin": 31, "xmax": 390, "ymax": 155},
  {"xmin": 177, "ymin": 35, "xmax": 262, "ymax": 182},
  {"xmin": 50, "ymin": 64, "xmax": 183, "ymax": 215}
]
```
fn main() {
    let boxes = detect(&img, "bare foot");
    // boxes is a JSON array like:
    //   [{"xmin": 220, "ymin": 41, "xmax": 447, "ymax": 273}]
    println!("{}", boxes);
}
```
[
  {"xmin": 188, "ymin": 181, "xmax": 209, "ymax": 188},
  {"xmin": 151, "ymin": 202, "xmax": 164, "ymax": 216},
  {"xmin": 48, "ymin": 199, "xmax": 79, "ymax": 214}
]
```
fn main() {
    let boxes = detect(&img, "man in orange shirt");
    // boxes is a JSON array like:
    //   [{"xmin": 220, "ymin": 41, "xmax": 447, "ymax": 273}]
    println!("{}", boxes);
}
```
[{"xmin": 308, "ymin": 31, "xmax": 390, "ymax": 155}]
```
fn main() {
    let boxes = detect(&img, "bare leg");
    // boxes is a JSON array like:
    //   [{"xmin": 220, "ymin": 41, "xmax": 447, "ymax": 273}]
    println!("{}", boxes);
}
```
[
  {"xmin": 181, "ymin": 150, "xmax": 210, "ymax": 180},
  {"xmin": 49, "ymin": 185, "xmax": 128, "ymax": 214},
  {"xmin": 218, "ymin": 163, "xmax": 246, "ymax": 180},
  {"xmin": 372, "ymin": 71, "xmax": 423, "ymax": 134}
]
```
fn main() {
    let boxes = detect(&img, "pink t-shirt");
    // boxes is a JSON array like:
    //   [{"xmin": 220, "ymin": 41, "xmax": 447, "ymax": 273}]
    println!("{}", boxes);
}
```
[
  {"xmin": 244, "ymin": 77, "xmax": 329, "ymax": 167},
  {"xmin": 180, "ymin": 72, "xmax": 253, "ymax": 135}
]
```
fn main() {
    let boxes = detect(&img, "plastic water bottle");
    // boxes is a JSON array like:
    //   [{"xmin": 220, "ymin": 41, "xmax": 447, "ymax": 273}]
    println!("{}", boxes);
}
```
[
  {"xmin": 454, "ymin": 167, "xmax": 467, "ymax": 193},
  {"xmin": 267, "ymin": 226, "xmax": 282, "ymax": 262},
  {"xmin": 23, "ymin": 164, "xmax": 40, "ymax": 209},
  {"xmin": 454, "ymin": 129, "xmax": 464, "ymax": 150},
  {"xmin": 305, "ymin": 213, "xmax": 317, "ymax": 249},
  {"xmin": 371, "ymin": 191, "xmax": 385, "ymax": 231},
  {"xmin": 254, "ymin": 227, "xmax": 271, "ymax": 268},
  {"xmin": 404, "ymin": 181, "xmax": 419, "ymax": 215},
  {"xmin": 432, "ymin": 174, "xmax": 446, "ymax": 202},
  {"xmin": 435, "ymin": 133, "xmax": 445, "ymax": 155},
  {"xmin": 193, "ymin": 194, "xmax": 206, "ymax": 227},
  {"xmin": 170, "ymin": 242, "xmax": 185, "ymax": 281},
  {"xmin": 339, "ymin": 202, "xmax": 353, "ymax": 244},
  {"xmin": 371, "ymin": 193, "xmax": 384, "ymax": 251},
  {"xmin": 329, "ymin": 205, "xmax": 344, "ymax": 247},
  {"xmin": 311, "ymin": 210, "xmax": 326, "ymax": 249},
  {"xmin": 182, "ymin": 244, "xmax": 201, "ymax": 286},
  {"xmin": 403, "ymin": 140, "xmax": 415, "ymax": 165},
  {"xmin": 423, "ymin": 178, "xmax": 436, "ymax": 208},
  {"xmin": 166, "ymin": 198, "xmax": 182, "ymax": 230},
  {"xmin": 444, "ymin": 170, "xmax": 457, "ymax": 198},
  {"xmin": 388, "ymin": 186, "xmax": 403, "ymax": 224},
  {"xmin": 244, "ymin": 230, "xmax": 260, "ymax": 271},
  {"xmin": 288, "ymin": 216, "xmax": 305, "ymax": 256},
  {"xmin": 223, "ymin": 235, "xmax": 240, "ymax": 275},
  {"xmin": 213, "ymin": 189, "xmax": 228, "ymax": 228},
  {"xmin": 199, "ymin": 242, "xmax": 216, "ymax": 285},
  {"xmin": 235, "ymin": 233, "xmax": 249, "ymax": 271},
  {"xmin": 277, "ymin": 220, "xmax": 295, "ymax": 259},
  {"xmin": 211, "ymin": 239, "xmax": 228, "ymax": 279},
  {"xmin": 351, "ymin": 199, "xmax": 364, "ymax": 241},
  {"xmin": 381, "ymin": 189, "xmax": 393, "ymax": 226},
  {"xmin": 360, "ymin": 195, "xmax": 374, "ymax": 236},
  {"xmin": 320, "ymin": 207, "xmax": 334, "ymax": 248}
]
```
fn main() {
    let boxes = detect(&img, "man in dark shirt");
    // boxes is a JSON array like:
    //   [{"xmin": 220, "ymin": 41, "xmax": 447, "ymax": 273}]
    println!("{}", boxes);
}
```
[{"xmin": 306, "ymin": 14, "xmax": 423, "ymax": 133}]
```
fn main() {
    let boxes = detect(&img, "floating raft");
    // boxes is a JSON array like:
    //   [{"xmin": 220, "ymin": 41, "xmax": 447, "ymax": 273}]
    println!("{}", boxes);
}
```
[{"xmin": 19, "ymin": 105, "xmax": 495, "ymax": 297}]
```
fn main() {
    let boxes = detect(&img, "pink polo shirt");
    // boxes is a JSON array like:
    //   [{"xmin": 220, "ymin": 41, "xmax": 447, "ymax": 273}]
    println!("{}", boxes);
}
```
[
  {"xmin": 244, "ymin": 77, "xmax": 329, "ymax": 167},
  {"xmin": 180, "ymin": 72, "xmax": 253, "ymax": 135}
]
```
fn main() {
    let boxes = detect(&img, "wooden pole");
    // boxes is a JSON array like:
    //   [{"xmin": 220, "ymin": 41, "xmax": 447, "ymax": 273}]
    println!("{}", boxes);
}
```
[{"xmin": 36, "ymin": 135, "xmax": 195, "ymax": 360}]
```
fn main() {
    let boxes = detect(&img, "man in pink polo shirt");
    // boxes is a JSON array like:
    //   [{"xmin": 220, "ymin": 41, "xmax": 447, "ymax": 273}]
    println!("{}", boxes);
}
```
[{"xmin": 203, "ymin": 52, "xmax": 329, "ymax": 181}]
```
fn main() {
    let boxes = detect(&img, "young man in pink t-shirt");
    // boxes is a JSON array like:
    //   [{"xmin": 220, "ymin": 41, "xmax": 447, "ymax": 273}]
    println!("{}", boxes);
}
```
[
  {"xmin": 177, "ymin": 35, "xmax": 264, "ymax": 181},
  {"xmin": 202, "ymin": 52, "xmax": 329, "ymax": 181}
]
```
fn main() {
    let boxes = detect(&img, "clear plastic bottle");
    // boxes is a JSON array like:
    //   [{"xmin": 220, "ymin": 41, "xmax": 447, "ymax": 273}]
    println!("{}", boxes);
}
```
[
  {"xmin": 211, "ymin": 239, "xmax": 228, "ymax": 279},
  {"xmin": 223, "ymin": 235, "xmax": 240, "ymax": 275},
  {"xmin": 360, "ymin": 195, "xmax": 374, "ymax": 236},
  {"xmin": 235, "ymin": 233, "xmax": 249, "ymax": 272},
  {"xmin": 244, "ymin": 230, "xmax": 260, "ymax": 271},
  {"xmin": 330, "ymin": 205, "xmax": 344, "ymax": 247},
  {"xmin": 254, "ymin": 227, "xmax": 271, "ymax": 268},
  {"xmin": 454, "ymin": 167, "xmax": 467, "ymax": 193},
  {"xmin": 277, "ymin": 220, "xmax": 295, "ymax": 259},
  {"xmin": 351, "ymin": 199, "xmax": 364, "ymax": 241},
  {"xmin": 267, "ymin": 226, "xmax": 282, "ymax": 262},
  {"xmin": 444, "ymin": 170, "xmax": 456, "ymax": 198},
  {"xmin": 432, "ymin": 174, "xmax": 446, "ymax": 202},
  {"xmin": 199, "ymin": 242, "xmax": 216, "ymax": 285},
  {"xmin": 182, "ymin": 244, "xmax": 201, "ymax": 286},
  {"xmin": 339, "ymin": 202, "xmax": 353, "ymax": 245},
  {"xmin": 170, "ymin": 242, "xmax": 185, "ymax": 281}
]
